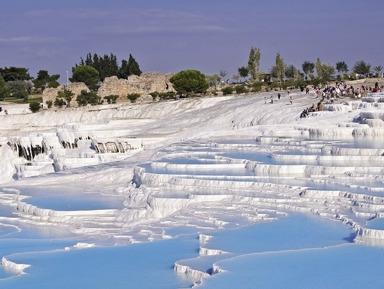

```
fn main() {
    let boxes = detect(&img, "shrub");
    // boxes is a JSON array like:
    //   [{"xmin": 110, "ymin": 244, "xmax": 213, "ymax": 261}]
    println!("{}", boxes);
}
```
[
  {"xmin": 150, "ymin": 91, "xmax": 177, "ymax": 101},
  {"xmin": 54, "ymin": 98, "xmax": 66, "ymax": 107},
  {"xmin": 294, "ymin": 79, "xmax": 306, "ymax": 89},
  {"xmin": 251, "ymin": 82, "xmax": 263, "ymax": 93},
  {"xmin": 160, "ymin": 91, "xmax": 176, "ymax": 100},
  {"xmin": 268, "ymin": 82, "xmax": 281, "ymax": 91},
  {"xmin": 349, "ymin": 72, "xmax": 357, "ymax": 80},
  {"xmin": 343, "ymin": 74, "xmax": 350, "ymax": 80},
  {"xmin": 29, "ymin": 102, "xmax": 41, "ymax": 113},
  {"xmin": 309, "ymin": 78, "xmax": 321, "ymax": 88},
  {"xmin": 222, "ymin": 86, "xmax": 234, "ymax": 96},
  {"xmin": 150, "ymin": 92, "xmax": 159, "ymax": 101},
  {"xmin": 57, "ymin": 89, "xmax": 74, "ymax": 107},
  {"xmin": 46, "ymin": 100, "xmax": 53, "ymax": 108},
  {"xmin": 76, "ymin": 90, "xmax": 101, "ymax": 106},
  {"xmin": 127, "ymin": 93, "xmax": 140, "ymax": 103},
  {"xmin": 281, "ymin": 79, "xmax": 296, "ymax": 90},
  {"xmin": 104, "ymin": 94, "xmax": 119, "ymax": 104},
  {"xmin": 235, "ymin": 85, "xmax": 248, "ymax": 94}
]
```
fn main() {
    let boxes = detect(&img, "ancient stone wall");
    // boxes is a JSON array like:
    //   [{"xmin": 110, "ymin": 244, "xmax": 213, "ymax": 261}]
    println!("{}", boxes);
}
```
[
  {"xmin": 97, "ymin": 72, "xmax": 175, "ymax": 100},
  {"xmin": 42, "ymin": 72, "xmax": 175, "ymax": 107},
  {"xmin": 42, "ymin": 83, "xmax": 90, "ymax": 108}
]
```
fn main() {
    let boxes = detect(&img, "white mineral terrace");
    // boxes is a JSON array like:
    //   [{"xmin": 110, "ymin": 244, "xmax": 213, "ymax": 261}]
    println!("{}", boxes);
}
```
[
  {"xmin": 0, "ymin": 257, "xmax": 30, "ymax": 275},
  {"xmin": 1, "ymin": 91, "xmax": 384, "ymax": 284}
]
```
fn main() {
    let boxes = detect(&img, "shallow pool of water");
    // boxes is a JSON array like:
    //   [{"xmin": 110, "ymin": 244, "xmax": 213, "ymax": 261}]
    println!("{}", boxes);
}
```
[{"xmin": 14, "ymin": 186, "xmax": 124, "ymax": 211}]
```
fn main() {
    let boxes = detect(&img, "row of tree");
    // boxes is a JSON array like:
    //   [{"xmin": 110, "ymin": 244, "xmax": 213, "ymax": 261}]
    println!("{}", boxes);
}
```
[
  {"xmin": 189, "ymin": 49, "xmax": 383, "ymax": 98},
  {"xmin": 1, "ymin": 48, "xmax": 383, "ymax": 103},
  {"xmin": 0, "ymin": 53, "xmax": 142, "ymax": 100},
  {"xmin": 73, "ymin": 53, "xmax": 142, "ymax": 82},
  {"xmin": 235, "ymin": 47, "xmax": 382, "ymax": 84}
]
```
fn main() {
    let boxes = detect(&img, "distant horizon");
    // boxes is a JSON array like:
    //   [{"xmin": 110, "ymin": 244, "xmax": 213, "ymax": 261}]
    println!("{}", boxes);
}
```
[{"xmin": 1, "ymin": 0, "xmax": 383, "ymax": 84}]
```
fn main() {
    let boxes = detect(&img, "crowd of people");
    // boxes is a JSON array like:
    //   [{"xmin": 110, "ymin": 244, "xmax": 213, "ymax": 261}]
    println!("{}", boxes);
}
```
[
  {"xmin": 300, "ymin": 81, "xmax": 383, "ymax": 118},
  {"xmin": 314, "ymin": 81, "xmax": 383, "ymax": 102}
]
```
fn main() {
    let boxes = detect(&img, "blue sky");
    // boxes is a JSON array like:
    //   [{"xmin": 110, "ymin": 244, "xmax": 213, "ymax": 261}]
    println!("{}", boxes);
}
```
[{"xmin": 0, "ymin": 0, "xmax": 383, "ymax": 83}]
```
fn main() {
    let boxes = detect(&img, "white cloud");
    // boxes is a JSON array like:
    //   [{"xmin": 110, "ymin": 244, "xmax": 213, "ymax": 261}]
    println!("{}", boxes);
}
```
[
  {"xmin": 98, "ymin": 23, "xmax": 230, "ymax": 35},
  {"xmin": 91, "ymin": 7, "xmax": 232, "ymax": 35},
  {"xmin": 0, "ymin": 36, "xmax": 59, "ymax": 43},
  {"xmin": 5, "ymin": 6, "xmax": 231, "ymax": 40}
]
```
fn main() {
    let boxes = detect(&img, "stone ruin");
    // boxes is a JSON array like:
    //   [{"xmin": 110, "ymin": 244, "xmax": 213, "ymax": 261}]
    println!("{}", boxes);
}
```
[
  {"xmin": 98, "ymin": 72, "xmax": 175, "ymax": 100},
  {"xmin": 42, "ymin": 82, "xmax": 90, "ymax": 108},
  {"xmin": 42, "ymin": 72, "xmax": 175, "ymax": 107}
]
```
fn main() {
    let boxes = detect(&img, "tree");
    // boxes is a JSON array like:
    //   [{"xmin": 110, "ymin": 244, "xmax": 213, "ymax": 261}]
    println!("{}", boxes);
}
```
[
  {"xmin": 315, "ymin": 58, "xmax": 335, "ymax": 83},
  {"xmin": 373, "ymin": 66, "xmax": 383, "ymax": 77},
  {"xmin": 76, "ymin": 90, "xmax": 101, "ymax": 106},
  {"xmin": 33, "ymin": 70, "xmax": 60, "ymax": 91},
  {"xmin": 77, "ymin": 53, "xmax": 119, "ymax": 81},
  {"xmin": 336, "ymin": 61, "xmax": 348, "ymax": 74},
  {"xmin": 275, "ymin": 52, "xmax": 285, "ymax": 83},
  {"xmin": 321, "ymin": 64, "xmax": 336, "ymax": 82},
  {"xmin": 205, "ymin": 74, "xmax": 221, "ymax": 90},
  {"xmin": 353, "ymin": 60, "xmax": 371, "ymax": 76},
  {"xmin": 270, "ymin": 65, "xmax": 277, "ymax": 79},
  {"xmin": 127, "ymin": 54, "xmax": 142, "ymax": 76},
  {"xmin": 169, "ymin": 70, "xmax": 209, "ymax": 96},
  {"xmin": 47, "ymin": 74, "xmax": 60, "ymax": 88},
  {"xmin": 118, "ymin": 54, "xmax": 142, "ymax": 79},
  {"xmin": 5, "ymin": 80, "xmax": 32, "ymax": 100},
  {"xmin": 247, "ymin": 46, "xmax": 261, "ymax": 82},
  {"xmin": 238, "ymin": 66, "xmax": 249, "ymax": 81},
  {"xmin": 315, "ymin": 58, "xmax": 323, "ymax": 79},
  {"xmin": 285, "ymin": 64, "xmax": 301, "ymax": 80},
  {"xmin": 99, "ymin": 53, "xmax": 119, "ymax": 80},
  {"xmin": 219, "ymin": 70, "xmax": 227, "ymax": 82},
  {"xmin": 231, "ymin": 73, "xmax": 240, "ymax": 83},
  {"xmin": 57, "ymin": 89, "xmax": 75, "ymax": 107},
  {"xmin": 74, "ymin": 52, "xmax": 141, "ymax": 81},
  {"xmin": 0, "ymin": 76, "xmax": 8, "ymax": 100},
  {"xmin": 71, "ymin": 65, "xmax": 100, "ymax": 87},
  {"xmin": 0, "ymin": 66, "xmax": 32, "ymax": 82},
  {"xmin": 33, "ymin": 70, "xmax": 49, "ymax": 90},
  {"xmin": 302, "ymin": 61, "xmax": 315, "ymax": 79},
  {"xmin": 118, "ymin": 60, "xmax": 130, "ymax": 79}
]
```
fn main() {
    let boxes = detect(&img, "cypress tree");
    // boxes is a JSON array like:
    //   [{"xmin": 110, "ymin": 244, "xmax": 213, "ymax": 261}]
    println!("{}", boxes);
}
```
[{"xmin": 127, "ymin": 54, "xmax": 142, "ymax": 76}]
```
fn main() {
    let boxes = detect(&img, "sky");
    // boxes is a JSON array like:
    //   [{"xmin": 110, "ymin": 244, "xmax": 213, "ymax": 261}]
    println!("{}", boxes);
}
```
[{"xmin": 0, "ymin": 0, "xmax": 383, "ymax": 83}]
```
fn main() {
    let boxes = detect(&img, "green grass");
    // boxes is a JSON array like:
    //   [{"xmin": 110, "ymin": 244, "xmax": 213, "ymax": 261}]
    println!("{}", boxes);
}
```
[{"xmin": 3, "ymin": 94, "xmax": 43, "ymax": 104}]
